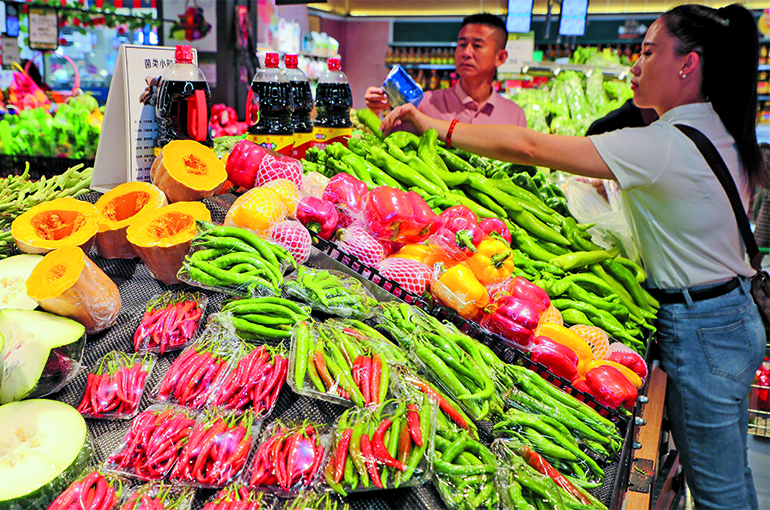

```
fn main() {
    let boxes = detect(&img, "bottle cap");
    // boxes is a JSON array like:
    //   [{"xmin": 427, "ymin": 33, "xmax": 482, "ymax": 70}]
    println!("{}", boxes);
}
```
[
  {"xmin": 264, "ymin": 52, "xmax": 280, "ymax": 68},
  {"xmin": 285, "ymin": 54, "xmax": 298, "ymax": 68},
  {"xmin": 328, "ymin": 58, "xmax": 341, "ymax": 71},
  {"xmin": 175, "ymin": 45, "xmax": 193, "ymax": 64}
]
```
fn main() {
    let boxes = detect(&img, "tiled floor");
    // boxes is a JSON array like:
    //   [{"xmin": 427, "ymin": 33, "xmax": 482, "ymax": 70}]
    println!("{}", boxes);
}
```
[{"xmin": 675, "ymin": 436, "xmax": 770, "ymax": 509}]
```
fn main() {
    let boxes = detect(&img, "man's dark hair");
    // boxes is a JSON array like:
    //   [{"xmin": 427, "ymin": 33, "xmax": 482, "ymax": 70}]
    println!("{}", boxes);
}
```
[{"xmin": 461, "ymin": 13, "xmax": 508, "ymax": 49}]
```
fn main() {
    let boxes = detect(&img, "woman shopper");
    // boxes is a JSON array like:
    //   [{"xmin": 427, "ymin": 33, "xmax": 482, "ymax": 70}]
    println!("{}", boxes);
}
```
[{"xmin": 382, "ymin": 4, "xmax": 766, "ymax": 509}]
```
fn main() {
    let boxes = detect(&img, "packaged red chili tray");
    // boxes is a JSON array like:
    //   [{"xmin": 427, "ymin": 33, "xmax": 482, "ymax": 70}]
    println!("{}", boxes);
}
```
[
  {"xmin": 246, "ymin": 419, "xmax": 331, "ymax": 498},
  {"xmin": 200, "ymin": 484, "xmax": 277, "ymax": 510},
  {"xmin": 208, "ymin": 342, "xmax": 288, "ymax": 417},
  {"xmin": 76, "ymin": 351, "xmax": 156, "ymax": 420},
  {"xmin": 104, "ymin": 404, "xmax": 197, "ymax": 481},
  {"xmin": 323, "ymin": 396, "xmax": 437, "ymax": 496},
  {"xmin": 287, "ymin": 320, "xmax": 406, "ymax": 409},
  {"xmin": 134, "ymin": 292, "xmax": 208, "ymax": 354},
  {"xmin": 169, "ymin": 408, "xmax": 260, "ymax": 488},
  {"xmin": 151, "ymin": 323, "xmax": 239, "ymax": 409},
  {"xmin": 118, "ymin": 482, "xmax": 194, "ymax": 510},
  {"xmin": 47, "ymin": 469, "xmax": 126, "ymax": 510}
]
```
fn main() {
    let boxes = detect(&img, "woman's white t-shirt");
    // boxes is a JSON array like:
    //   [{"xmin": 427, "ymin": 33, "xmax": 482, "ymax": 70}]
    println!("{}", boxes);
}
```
[{"xmin": 589, "ymin": 102, "xmax": 754, "ymax": 289}]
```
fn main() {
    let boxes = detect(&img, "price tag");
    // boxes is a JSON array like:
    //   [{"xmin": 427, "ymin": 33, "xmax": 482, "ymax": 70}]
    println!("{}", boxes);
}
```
[
  {"xmin": 28, "ymin": 7, "xmax": 58, "ymax": 51},
  {"xmin": 1, "ymin": 35, "xmax": 20, "ymax": 70}
]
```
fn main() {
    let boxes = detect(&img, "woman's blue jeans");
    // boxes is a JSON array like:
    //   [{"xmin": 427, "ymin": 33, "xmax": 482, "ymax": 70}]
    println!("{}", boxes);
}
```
[{"xmin": 654, "ymin": 276, "xmax": 765, "ymax": 509}]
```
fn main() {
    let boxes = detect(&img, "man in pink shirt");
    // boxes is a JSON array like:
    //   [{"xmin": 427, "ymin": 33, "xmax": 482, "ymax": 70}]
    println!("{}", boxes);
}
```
[{"xmin": 365, "ymin": 13, "xmax": 527, "ymax": 132}]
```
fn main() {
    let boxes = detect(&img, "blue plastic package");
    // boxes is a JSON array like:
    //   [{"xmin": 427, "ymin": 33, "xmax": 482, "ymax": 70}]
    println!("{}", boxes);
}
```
[{"xmin": 382, "ymin": 65, "xmax": 424, "ymax": 108}]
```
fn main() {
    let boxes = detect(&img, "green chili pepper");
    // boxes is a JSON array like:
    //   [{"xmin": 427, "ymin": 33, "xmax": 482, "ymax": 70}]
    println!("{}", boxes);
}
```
[
  {"xmin": 511, "ymin": 225, "xmax": 558, "ymax": 262},
  {"xmin": 551, "ymin": 298, "xmax": 645, "ymax": 348},
  {"xmin": 386, "ymin": 138, "xmax": 448, "ymax": 191},
  {"xmin": 559, "ymin": 308, "xmax": 594, "ymax": 327},
  {"xmin": 367, "ymin": 145, "xmax": 444, "ymax": 195},
  {"xmin": 565, "ymin": 283, "xmax": 629, "ymax": 321},
  {"xmin": 602, "ymin": 259, "xmax": 654, "ymax": 313},
  {"xmin": 549, "ymin": 248, "xmax": 619, "ymax": 271}
]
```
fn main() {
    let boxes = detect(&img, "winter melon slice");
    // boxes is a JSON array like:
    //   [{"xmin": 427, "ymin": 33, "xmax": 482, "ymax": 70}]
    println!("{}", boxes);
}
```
[
  {"xmin": 0, "ymin": 310, "xmax": 86, "ymax": 404},
  {"xmin": 0, "ymin": 254, "xmax": 43, "ymax": 310},
  {"xmin": 0, "ymin": 399, "xmax": 91, "ymax": 510}
]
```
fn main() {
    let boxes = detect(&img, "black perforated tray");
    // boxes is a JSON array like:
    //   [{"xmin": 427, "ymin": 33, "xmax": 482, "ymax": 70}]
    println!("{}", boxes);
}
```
[{"xmin": 42, "ymin": 192, "xmax": 625, "ymax": 509}]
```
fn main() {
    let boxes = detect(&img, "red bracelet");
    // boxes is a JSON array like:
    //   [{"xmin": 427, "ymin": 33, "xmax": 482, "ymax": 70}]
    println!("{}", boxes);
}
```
[{"xmin": 446, "ymin": 118, "xmax": 460, "ymax": 149}]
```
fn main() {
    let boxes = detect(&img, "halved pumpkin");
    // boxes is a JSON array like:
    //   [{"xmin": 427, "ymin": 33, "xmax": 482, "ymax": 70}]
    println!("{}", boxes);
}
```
[
  {"xmin": 94, "ymin": 182, "xmax": 168, "ymax": 259},
  {"xmin": 126, "ymin": 201, "xmax": 211, "ymax": 285},
  {"xmin": 11, "ymin": 198, "xmax": 98, "ymax": 255},
  {"xmin": 26, "ymin": 246, "xmax": 121, "ymax": 335},
  {"xmin": 151, "ymin": 140, "xmax": 227, "ymax": 203}
]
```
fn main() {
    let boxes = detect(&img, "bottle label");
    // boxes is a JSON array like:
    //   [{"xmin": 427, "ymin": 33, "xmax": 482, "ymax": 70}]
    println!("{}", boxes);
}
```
[
  {"xmin": 313, "ymin": 126, "xmax": 352, "ymax": 150},
  {"xmin": 247, "ymin": 133, "xmax": 294, "ymax": 156},
  {"xmin": 293, "ymin": 131, "xmax": 314, "ymax": 160}
]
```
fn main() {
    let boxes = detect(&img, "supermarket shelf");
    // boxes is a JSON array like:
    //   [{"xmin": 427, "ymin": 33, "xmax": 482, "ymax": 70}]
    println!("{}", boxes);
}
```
[
  {"xmin": 390, "ymin": 42, "xmax": 457, "ymax": 47},
  {"xmin": 760, "ymin": 64, "xmax": 770, "ymax": 71},
  {"xmin": 391, "ymin": 63, "xmax": 455, "ymax": 70},
  {"xmin": 521, "ymin": 60, "xmax": 631, "ymax": 80}
]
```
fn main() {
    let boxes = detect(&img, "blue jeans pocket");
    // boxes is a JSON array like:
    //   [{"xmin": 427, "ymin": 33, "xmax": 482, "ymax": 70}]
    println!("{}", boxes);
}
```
[{"xmin": 697, "ymin": 317, "xmax": 755, "ymax": 381}]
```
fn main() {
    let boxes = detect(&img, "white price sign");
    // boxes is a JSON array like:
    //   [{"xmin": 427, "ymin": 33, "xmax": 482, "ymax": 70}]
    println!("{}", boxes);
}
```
[
  {"xmin": 28, "ymin": 7, "xmax": 58, "ymax": 50},
  {"xmin": 499, "ymin": 32, "xmax": 535, "ymax": 74}
]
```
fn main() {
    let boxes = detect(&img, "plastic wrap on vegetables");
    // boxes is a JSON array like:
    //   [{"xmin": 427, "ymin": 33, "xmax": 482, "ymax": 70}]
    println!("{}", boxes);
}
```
[
  {"xmin": 247, "ymin": 419, "xmax": 331, "ymax": 497},
  {"xmin": 217, "ymin": 297, "xmax": 311, "ymax": 345},
  {"xmin": 76, "ymin": 351, "xmax": 155, "ymax": 420},
  {"xmin": 46, "ymin": 469, "xmax": 125, "ymax": 510},
  {"xmin": 169, "ymin": 408, "xmax": 260, "ymax": 488},
  {"xmin": 133, "ymin": 292, "xmax": 207, "ymax": 354},
  {"xmin": 117, "ymin": 482, "xmax": 194, "ymax": 510},
  {"xmin": 284, "ymin": 267, "xmax": 377, "ymax": 319},
  {"xmin": 323, "ymin": 396, "xmax": 436, "ymax": 495}
]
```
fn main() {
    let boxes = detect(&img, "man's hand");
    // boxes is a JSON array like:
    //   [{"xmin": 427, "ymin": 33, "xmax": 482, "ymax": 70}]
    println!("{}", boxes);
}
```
[
  {"xmin": 364, "ymin": 87, "xmax": 390, "ymax": 114},
  {"xmin": 381, "ymin": 103, "xmax": 430, "ymax": 136}
]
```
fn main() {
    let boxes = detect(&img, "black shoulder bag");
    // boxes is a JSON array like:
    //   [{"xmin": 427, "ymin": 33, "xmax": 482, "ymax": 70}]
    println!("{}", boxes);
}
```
[{"xmin": 675, "ymin": 123, "xmax": 770, "ymax": 331}]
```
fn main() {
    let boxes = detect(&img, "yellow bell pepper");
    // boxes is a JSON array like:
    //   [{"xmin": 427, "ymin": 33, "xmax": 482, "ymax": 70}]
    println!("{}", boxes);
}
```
[
  {"xmin": 433, "ymin": 263, "xmax": 489, "ymax": 320},
  {"xmin": 390, "ymin": 243, "xmax": 445, "ymax": 267},
  {"xmin": 465, "ymin": 237, "xmax": 515, "ymax": 285},
  {"xmin": 585, "ymin": 359, "xmax": 643, "ymax": 389},
  {"xmin": 535, "ymin": 322, "xmax": 594, "ymax": 375}
]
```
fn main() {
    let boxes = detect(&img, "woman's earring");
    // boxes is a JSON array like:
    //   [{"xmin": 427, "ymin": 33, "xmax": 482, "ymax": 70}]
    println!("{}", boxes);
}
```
[{"xmin": 679, "ymin": 70, "xmax": 687, "ymax": 79}]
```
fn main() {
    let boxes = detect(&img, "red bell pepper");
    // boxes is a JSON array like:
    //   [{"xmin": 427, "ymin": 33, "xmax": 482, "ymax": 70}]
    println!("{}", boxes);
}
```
[
  {"xmin": 480, "ymin": 295, "xmax": 540, "ymax": 350},
  {"xmin": 439, "ymin": 205, "xmax": 478, "ymax": 224},
  {"xmin": 363, "ymin": 186, "xmax": 414, "ymax": 241},
  {"xmin": 433, "ymin": 215, "xmax": 484, "ymax": 261},
  {"xmin": 399, "ymin": 191, "xmax": 438, "ymax": 244},
  {"xmin": 296, "ymin": 197, "xmax": 339, "ymax": 240},
  {"xmin": 583, "ymin": 365, "xmax": 639, "ymax": 410},
  {"xmin": 225, "ymin": 139, "xmax": 270, "ymax": 189},
  {"xmin": 479, "ymin": 217, "xmax": 511, "ymax": 244},
  {"xmin": 606, "ymin": 350, "xmax": 648, "ymax": 383},
  {"xmin": 505, "ymin": 276, "xmax": 551, "ymax": 313},
  {"xmin": 756, "ymin": 359, "xmax": 770, "ymax": 411},
  {"xmin": 322, "ymin": 173, "xmax": 369, "ymax": 226},
  {"xmin": 529, "ymin": 335, "xmax": 579, "ymax": 382}
]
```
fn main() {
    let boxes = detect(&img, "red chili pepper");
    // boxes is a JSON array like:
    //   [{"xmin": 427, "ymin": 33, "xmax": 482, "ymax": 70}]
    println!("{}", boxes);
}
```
[
  {"xmin": 370, "ymin": 353, "xmax": 382, "ymax": 406},
  {"xmin": 520, "ymin": 445, "xmax": 592, "ymax": 505},
  {"xmin": 313, "ymin": 350, "xmax": 334, "ymax": 391},
  {"xmin": 360, "ymin": 433, "xmax": 382, "ymax": 488},
  {"xmin": 397, "ymin": 417, "xmax": 412, "ymax": 468},
  {"xmin": 333, "ymin": 428, "xmax": 353, "ymax": 484},
  {"xmin": 406, "ymin": 404, "xmax": 423, "ymax": 447},
  {"xmin": 411, "ymin": 379, "xmax": 471, "ymax": 431},
  {"xmin": 360, "ymin": 356, "xmax": 372, "ymax": 404},
  {"xmin": 372, "ymin": 418, "xmax": 407, "ymax": 471}
]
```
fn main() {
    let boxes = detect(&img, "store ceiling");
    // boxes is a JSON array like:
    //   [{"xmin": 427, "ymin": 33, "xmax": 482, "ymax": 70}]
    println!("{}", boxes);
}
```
[{"xmin": 309, "ymin": 0, "xmax": 770, "ymax": 16}]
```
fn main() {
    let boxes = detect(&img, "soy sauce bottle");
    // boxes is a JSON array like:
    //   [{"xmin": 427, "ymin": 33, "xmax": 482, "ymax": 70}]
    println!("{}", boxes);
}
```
[
  {"xmin": 314, "ymin": 57, "xmax": 352, "ymax": 150},
  {"xmin": 246, "ymin": 52, "xmax": 294, "ymax": 156},
  {"xmin": 155, "ymin": 45, "xmax": 212, "ymax": 154},
  {"xmin": 284, "ymin": 54, "xmax": 314, "ymax": 159}
]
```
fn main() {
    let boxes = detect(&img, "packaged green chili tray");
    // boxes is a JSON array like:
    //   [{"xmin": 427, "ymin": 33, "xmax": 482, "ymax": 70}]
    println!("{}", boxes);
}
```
[
  {"xmin": 322, "ymin": 396, "xmax": 437, "ymax": 496},
  {"xmin": 177, "ymin": 223, "xmax": 296, "ymax": 299},
  {"xmin": 118, "ymin": 481, "xmax": 195, "ymax": 510},
  {"xmin": 244, "ymin": 418, "xmax": 333, "ymax": 498},
  {"xmin": 287, "ymin": 320, "xmax": 405, "ymax": 408},
  {"xmin": 283, "ymin": 267, "xmax": 378, "ymax": 319}
]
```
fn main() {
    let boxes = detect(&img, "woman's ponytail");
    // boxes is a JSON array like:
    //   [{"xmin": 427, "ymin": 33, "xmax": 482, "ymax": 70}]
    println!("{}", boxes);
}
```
[{"xmin": 664, "ymin": 4, "xmax": 763, "ymax": 187}]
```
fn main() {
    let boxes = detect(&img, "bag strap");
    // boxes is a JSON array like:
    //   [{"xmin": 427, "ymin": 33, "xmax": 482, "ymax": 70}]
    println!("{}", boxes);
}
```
[{"xmin": 673, "ymin": 123, "xmax": 763, "ymax": 271}]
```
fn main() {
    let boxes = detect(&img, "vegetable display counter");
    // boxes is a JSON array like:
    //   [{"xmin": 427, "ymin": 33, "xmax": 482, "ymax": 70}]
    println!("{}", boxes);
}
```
[{"xmin": 31, "ymin": 191, "xmax": 676, "ymax": 510}]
